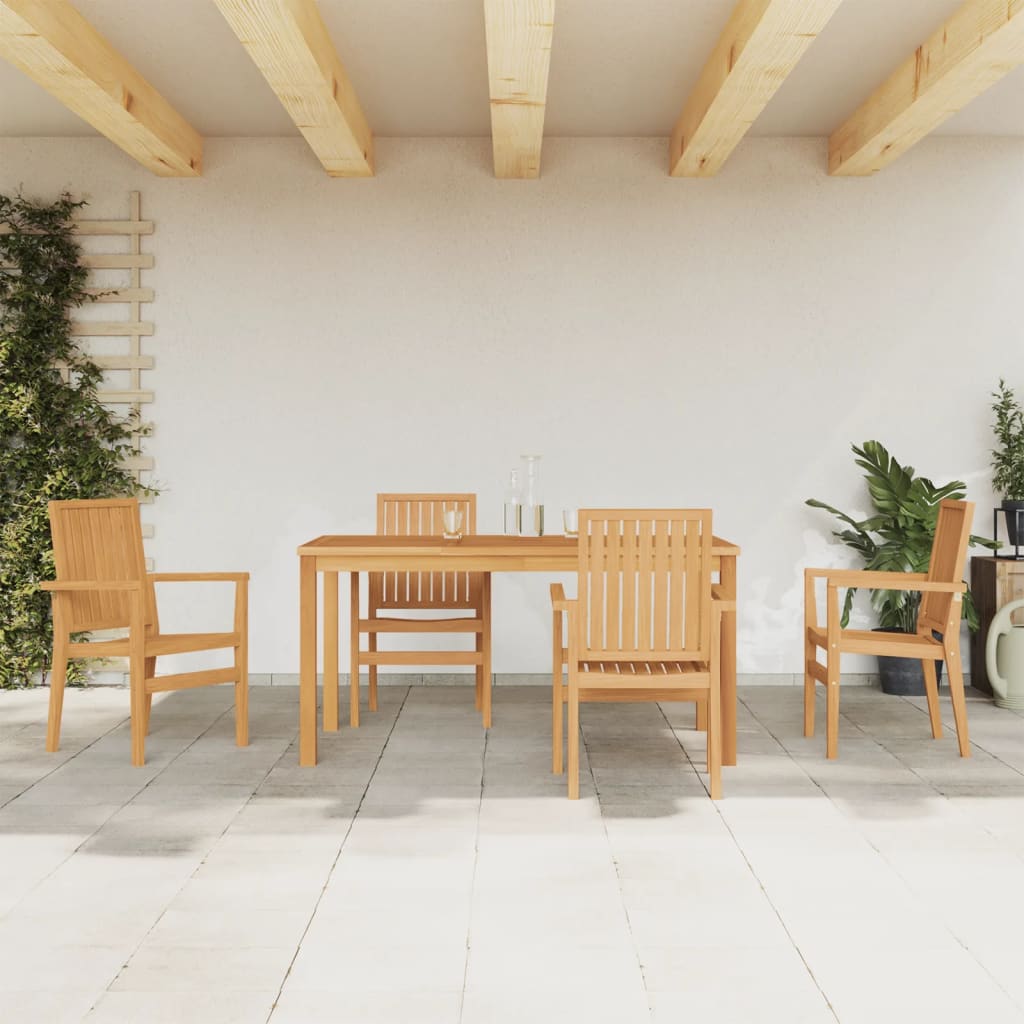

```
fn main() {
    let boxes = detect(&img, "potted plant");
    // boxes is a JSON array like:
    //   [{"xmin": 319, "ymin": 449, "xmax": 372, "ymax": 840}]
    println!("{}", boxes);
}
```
[
  {"xmin": 807, "ymin": 441, "xmax": 996, "ymax": 695},
  {"xmin": 991, "ymin": 379, "xmax": 1024, "ymax": 547}
]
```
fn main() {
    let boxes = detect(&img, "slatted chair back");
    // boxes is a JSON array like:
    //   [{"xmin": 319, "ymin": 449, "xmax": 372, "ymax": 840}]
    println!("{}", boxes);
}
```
[
  {"xmin": 917, "ymin": 499, "xmax": 974, "ymax": 636},
  {"xmin": 48, "ymin": 498, "xmax": 155, "ymax": 632},
  {"xmin": 576, "ymin": 510, "xmax": 713, "ymax": 663},
  {"xmin": 370, "ymin": 494, "xmax": 480, "ymax": 611}
]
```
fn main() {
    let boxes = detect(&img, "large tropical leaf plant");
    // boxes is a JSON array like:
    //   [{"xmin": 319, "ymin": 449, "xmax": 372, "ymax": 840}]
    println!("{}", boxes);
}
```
[{"xmin": 806, "ymin": 441, "xmax": 996, "ymax": 633}]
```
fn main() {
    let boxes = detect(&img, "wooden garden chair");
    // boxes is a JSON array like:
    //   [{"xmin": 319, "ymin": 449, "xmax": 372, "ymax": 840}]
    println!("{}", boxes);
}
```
[
  {"xmin": 41, "ymin": 498, "xmax": 249, "ymax": 767},
  {"xmin": 804, "ymin": 498, "xmax": 974, "ymax": 760},
  {"xmin": 350, "ymin": 493, "xmax": 492, "ymax": 727},
  {"xmin": 551, "ymin": 509, "xmax": 721, "ymax": 800}
]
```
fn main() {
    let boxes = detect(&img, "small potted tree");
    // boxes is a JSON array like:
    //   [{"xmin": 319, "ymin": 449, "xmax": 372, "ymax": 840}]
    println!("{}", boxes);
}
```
[
  {"xmin": 991, "ymin": 379, "xmax": 1024, "ymax": 548},
  {"xmin": 807, "ymin": 441, "xmax": 996, "ymax": 695}
]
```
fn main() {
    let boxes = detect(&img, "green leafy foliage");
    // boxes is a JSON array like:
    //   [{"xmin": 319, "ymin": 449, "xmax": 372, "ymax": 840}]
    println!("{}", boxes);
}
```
[
  {"xmin": 0, "ymin": 192, "xmax": 152, "ymax": 688},
  {"xmin": 806, "ymin": 441, "xmax": 996, "ymax": 634},
  {"xmin": 991, "ymin": 379, "xmax": 1024, "ymax": 501}
]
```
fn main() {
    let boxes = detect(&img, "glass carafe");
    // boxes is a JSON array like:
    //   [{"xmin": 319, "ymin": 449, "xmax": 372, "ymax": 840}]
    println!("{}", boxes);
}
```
[
  {"xmin": 519, "ymin": 454, "xmax": 544, "ymax": 537},
  {"xmin": 503, "ymin": 469, "xmax": 521, "ymax": 536}
]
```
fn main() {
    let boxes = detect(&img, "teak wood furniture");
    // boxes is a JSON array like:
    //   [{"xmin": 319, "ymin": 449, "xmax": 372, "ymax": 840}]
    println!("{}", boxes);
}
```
[
  {"xmin": 297, "ymin": 533, "xmax": 740, "ymax": 768},
  {"xmin": 346, "ymin": 494, "xmax": 491, "ymax": 729},
  {"xmin": 551, "ymin": 510, "xmax": 723, "ymax": 800},
  {"xmin": 41, "ymin": 498, "xmax": 249, "ymax": 766},
  {"xmin": 970, "ymin": 555, "xmax": 1024, "ymax": 695},
  {"xmin": 804, "ymin": 499, "xmax": 974, "ymax": 759}
]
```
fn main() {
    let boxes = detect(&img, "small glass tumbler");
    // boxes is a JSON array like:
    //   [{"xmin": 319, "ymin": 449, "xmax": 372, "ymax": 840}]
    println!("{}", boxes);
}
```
[
  {"xmin": 562, "ymin": 509, "xmax": 578, "ymax": 538},
  {"xmin": 442, "ymin": 505, "xmax": 464, "ymax": 540}
]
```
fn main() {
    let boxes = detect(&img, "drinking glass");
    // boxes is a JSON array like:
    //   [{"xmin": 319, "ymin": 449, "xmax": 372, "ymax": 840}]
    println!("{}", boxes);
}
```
[
  {"xmin": 442, "ymin": 505, "xmax": 464, "ymax": 540},
  {"xmin": 562, "ymin": 509, "xmax": 578, "ymax": 538}
]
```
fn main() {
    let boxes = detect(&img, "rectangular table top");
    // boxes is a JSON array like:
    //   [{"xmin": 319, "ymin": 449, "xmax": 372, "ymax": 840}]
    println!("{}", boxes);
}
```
[
  {"xmin": 298, "ymin": 533, "xmax": 740, "ymax": 570},
  {"xmin": 299, "ymin": 532, "xmax": 741, "ymax": 557}
]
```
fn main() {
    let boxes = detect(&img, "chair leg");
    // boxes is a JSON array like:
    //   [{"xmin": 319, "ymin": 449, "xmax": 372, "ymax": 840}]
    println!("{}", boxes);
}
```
[
  {"xmin": 552, "ymin": 608, "xmax": 563, "ymax": 774},
  {"xmin": 234, "ymin": 654, "xmax": 248, "ymax": 751},
  {"xmin": 696, "ymin": 701, "xmax": 708, "ymax": 732},
  {"xmin": 368, "ymin": 636, "xmax": 378, "ymax": 713},
  {"xmin": 46, "ymin": 639, "xmax": 69, "ymax": 753},
  {"xmin": 705, "ymin": 697, "xmax": 712, "ymax": 775},
  {"xmin": 945, "ymin": 643, "xmax": 971, "ymax": 758},
  {"xmin": 567, "ymin": 673, "xmax": 580, "ymax": 800},
  {"xmin": 921, "ymin": 658, "xmax": 943, "ymax": 740},
  {"xmin": 708, "ymin": 684, "xmax": 722, "ymax": 801},
  {"xmin": 129, "ymin": 629, "xmax": 146, "ymax": 768},
  {"xmin": 825, "ymin": 656, "xmax": 840, "ymax": 761},
  {"xmin": 804, "ymin": 654, "xmax": 816, "ymax": 738},
  {"xmin": 475, "ymin": 626, "xmax": 483, "ymax": 713},
  {"xmin": 143, "ymin": 657, "xmax": 156, "ymax": 736}
]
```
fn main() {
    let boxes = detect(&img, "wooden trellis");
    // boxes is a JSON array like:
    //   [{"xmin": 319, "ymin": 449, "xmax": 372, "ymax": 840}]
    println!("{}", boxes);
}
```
[{"xmin": 70, "ymin": 192, "xmax": 155, "ymax": 536}]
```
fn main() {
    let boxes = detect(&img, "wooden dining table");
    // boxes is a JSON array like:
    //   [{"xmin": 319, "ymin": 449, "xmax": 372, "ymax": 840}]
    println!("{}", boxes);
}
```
[{"xmin": 297, "ymin": 534, "xmax": 740, "ymax": 768}]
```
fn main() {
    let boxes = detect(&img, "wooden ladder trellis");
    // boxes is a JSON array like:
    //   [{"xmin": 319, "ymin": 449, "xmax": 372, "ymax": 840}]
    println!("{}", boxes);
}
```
[{"xmin": 70, "ymin": 191, "xmax": 156, "ymax": 540}]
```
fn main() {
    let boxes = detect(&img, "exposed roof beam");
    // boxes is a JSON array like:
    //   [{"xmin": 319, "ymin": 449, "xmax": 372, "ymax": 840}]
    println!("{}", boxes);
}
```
[
  {"xmin": 0, "ymin": 0, "xmax": 201, "ymax": 176},
  {"xmin": 670, "ymin": 0, "xmax": 842, "ymax": 177},
  {"xmin": 830, "ymin": 0, "xmax": 1024, "ymax": 176},
  {"xmin": 484, "ymin": 0, "xmax": 555, "ymax": 179},
  {"xmin": 213, "ymin": 0, "xmax": 373, "ymax": 177}
]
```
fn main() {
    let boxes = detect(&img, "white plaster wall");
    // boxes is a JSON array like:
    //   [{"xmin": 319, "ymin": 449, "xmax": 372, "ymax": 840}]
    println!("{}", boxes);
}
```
[{"xmin": 0, "ymin": 135, "xmax": 1017, "ymax": 676}]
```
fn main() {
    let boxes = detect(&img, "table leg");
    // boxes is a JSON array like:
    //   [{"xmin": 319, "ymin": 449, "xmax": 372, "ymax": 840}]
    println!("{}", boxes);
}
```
[
  {"xmin": 299, "ymin": 554, "xmax": 318, "ymax": 767},
  {"xmin": 350, "ymin": 572, "xmax": 361, "ymax": 728},
  {"xmin": 721, "ymin": 556, "xmax": 737, "ymax": 767},
  {"xmin": 323, "ymin": 571, "xmax": 339, "ymax": 731}
]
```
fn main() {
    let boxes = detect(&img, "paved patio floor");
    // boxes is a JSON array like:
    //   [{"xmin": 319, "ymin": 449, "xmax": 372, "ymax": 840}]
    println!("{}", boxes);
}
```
[{"xmin": 2, "ymin": 683, "xmax": 1024, "ymax": 1023}]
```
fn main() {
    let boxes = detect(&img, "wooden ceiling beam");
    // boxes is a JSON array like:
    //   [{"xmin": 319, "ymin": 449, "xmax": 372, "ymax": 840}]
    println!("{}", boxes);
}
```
[
  {"xmin": 213, "ymin": 0, "xmax": 372, "ymax": 177},
  {"xmin": 830, "ymin": 0, "xmax": 1024, "ymax": 176},
  {"xmin": 484, "ymin": 0, "xmax": 555, "ymax": 179},
  {"xmin": 670, "ymin": 0, "xmax": 842, "ymax": 177},
  {"xmin": 0, "ymin": 0, "xmax": 201, "ymax": 176}
]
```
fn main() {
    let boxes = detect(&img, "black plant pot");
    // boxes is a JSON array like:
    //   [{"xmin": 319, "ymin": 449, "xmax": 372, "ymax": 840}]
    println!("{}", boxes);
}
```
[
  {"xmin": 875, "ymin": 627, "xmax": 944, "ymax": 696},
  {"xmin": 1003, "ymin": 500, "xmax": 1024, "ymax": 547}
]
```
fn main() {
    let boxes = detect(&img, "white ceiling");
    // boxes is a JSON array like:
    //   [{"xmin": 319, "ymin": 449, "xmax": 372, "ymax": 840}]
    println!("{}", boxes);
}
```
[{"xmin": 1, "ymin": 0, "xmax": 1022, "ymax": 140}]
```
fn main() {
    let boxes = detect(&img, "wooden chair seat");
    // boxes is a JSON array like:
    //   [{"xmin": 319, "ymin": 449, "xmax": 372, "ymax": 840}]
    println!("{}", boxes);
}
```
[
  {"xmin": 804, "ymin": 497, "xmax": 973, "ymax": 760},
  {"xmin": 805, "ymin": 626, "xmax": 943, "ymax": 659},
  {"xmin": 41, "ymin": 498, "xmax": 249, "ymax": 766},
  {"xmin": 552, "ymin": 510, "xmax": 722, "ymax": 800},
  {"xmin": 580, "ymin": 660, "xmax": 710, "ymax": 678}
]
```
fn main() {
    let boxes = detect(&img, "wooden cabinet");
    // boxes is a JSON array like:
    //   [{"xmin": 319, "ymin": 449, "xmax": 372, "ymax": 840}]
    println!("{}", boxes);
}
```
[{"xmin": 971, "ymin": 557, "xmax": 1024, "ymax": 694}]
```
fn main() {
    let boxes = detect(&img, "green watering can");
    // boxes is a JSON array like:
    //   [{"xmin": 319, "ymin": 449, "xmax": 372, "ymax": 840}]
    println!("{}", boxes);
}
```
[{"xmin": 986, "ymin": 599, "xmax": 1024, "ymax": 711}]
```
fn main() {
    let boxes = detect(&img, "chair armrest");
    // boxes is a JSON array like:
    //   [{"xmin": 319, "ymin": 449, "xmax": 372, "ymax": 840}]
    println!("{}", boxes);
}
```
[
  {"xmin": 805, "ymin": 568, "xmax": 963, "ymax": 593},
  {"xmin": 148, "ymin": 572, "xmax": 249, "ymax": 583},
  {"xmin": 550, "ymin": 583, "xmax": 571, "ymax": 612},
  {"xmin": 711, "ymin": 583, "xmax": 736, "ymax": 611},
  {"xmin": 40, "ymin": 580, "xmax": 142, "ymax": 592}
]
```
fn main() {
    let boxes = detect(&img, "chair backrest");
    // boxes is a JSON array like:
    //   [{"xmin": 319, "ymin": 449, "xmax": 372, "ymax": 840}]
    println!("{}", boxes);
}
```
[
  {"xmin": 917, "ymin": 498, "xmax": 975, "ymax": 635},
  {"xmin": 48, "ymin": 498, "xmax": 155, "ymax": 632},
  {"xmin": 576, "ymin": 509, "xmax": 713, "ymax": 663},
  {"xmin": 370, "ymin": 493, "xmax": 480, "ymax": 610}
]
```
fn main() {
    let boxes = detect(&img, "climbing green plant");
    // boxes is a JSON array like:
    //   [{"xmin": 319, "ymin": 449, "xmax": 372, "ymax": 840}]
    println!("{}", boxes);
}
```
[{"xmin": 0, "ymin": 192, "xmax": 151, "ymax": 687}]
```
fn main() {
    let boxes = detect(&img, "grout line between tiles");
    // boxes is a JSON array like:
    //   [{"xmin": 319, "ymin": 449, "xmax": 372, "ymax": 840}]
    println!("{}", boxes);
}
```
[
  {"xmin": 658, "ymin": 700, "xmax": 841, "ymax": 1023},
  {"xmin": 456, "ymin": 719, "xmax": 489, "ymax": 1024},
  {"xmin": 586, "ymin": 711, "xmax": 669, "ymax": 1020},
  {"xmin": 1, "ymin": 693, "xmax": 237, "ymax": 925},
  {"xmin": 265, "ymin": 685, "xmax": 412, "ymax": 1023},
  {"xmin": 741, "ymin": 690, "xmax": 1024, "ymax": 1018},
  {"xmin": 93, "ymin": 697, "xmax": 282, "ymax": 1015}
]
